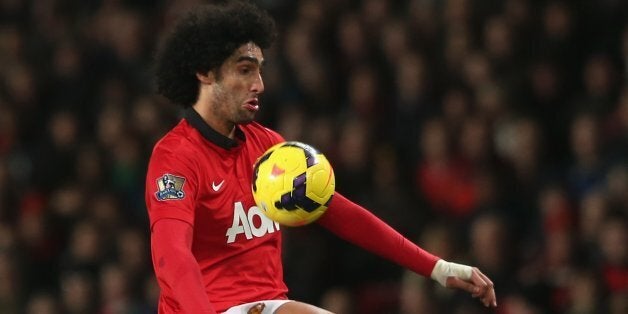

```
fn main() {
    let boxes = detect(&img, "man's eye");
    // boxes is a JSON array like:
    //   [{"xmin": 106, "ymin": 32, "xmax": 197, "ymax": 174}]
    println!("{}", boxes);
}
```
[{"xmin": 240, "ymin": 67, "xmax": 252, "ymax": 75}]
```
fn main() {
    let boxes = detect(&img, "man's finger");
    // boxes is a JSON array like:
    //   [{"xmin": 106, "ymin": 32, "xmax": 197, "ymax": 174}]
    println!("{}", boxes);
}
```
[
  {"xmin": 473, "ymin": 268, "xmax": 494, "ymax": 289},
  {"xmin": 446, "ymin": 276, "xmax": 482, "ymax": 295},
  {"xmin": 481, "ymin": 283, "xmax": 497, "ymax": 307},
  {"xmin": 471, "ymin": 269, "xmax": 497, "ymax": 307}
]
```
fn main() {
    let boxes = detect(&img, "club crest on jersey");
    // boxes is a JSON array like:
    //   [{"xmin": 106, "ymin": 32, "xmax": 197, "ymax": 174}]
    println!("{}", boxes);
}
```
[{"xmin": 155, "ymin": 174, "xmax": 186, "ymax": 201}]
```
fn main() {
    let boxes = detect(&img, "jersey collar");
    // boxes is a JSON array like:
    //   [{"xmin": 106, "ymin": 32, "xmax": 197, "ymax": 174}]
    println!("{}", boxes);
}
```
[{"xmin": 184, "ymin": 107, "xmax": 244, "ymax": 150}]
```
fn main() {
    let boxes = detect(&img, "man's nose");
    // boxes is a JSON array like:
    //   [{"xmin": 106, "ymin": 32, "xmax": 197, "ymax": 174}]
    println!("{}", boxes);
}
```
[{"xmin": 251, "ymin": 73, "xmax": 264, "ymax": 94}]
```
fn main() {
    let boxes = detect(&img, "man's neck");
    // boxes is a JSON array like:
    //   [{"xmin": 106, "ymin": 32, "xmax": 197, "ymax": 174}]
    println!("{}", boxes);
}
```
[{"xmin": 191, "ymin": 104, "xmax": 235, "ymax": 139}]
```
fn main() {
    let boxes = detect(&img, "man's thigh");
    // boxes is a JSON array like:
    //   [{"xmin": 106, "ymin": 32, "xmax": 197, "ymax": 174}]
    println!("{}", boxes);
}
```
[{"xmin": 275, "ymin": 301, "xmax": 333, "ymax": 314}]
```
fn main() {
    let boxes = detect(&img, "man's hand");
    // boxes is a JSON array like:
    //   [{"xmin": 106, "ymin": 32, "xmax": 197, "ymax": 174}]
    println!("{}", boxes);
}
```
[
  {"xmin": 446, "ymin": 266, "xmax": 497, "ymax": 307},
  {"xmin": 431, "ymin": 260, "xmax": 497, "ymax": 307},
  {"xmin": 247, "ymin": 303, "xmax": 266, "ymax": 314}
]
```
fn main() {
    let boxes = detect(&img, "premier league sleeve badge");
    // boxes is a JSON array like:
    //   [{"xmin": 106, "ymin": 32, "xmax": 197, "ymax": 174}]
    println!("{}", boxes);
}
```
[{"xmin": 155, "ymin": 174, "xmax": 186, "ymax": 201}]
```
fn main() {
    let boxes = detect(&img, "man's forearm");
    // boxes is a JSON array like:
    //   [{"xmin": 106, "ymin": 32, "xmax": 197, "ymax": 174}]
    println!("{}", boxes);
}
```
[{"xmin": 317, "ymin": 193, "xmax": 440, "ymax": 277}]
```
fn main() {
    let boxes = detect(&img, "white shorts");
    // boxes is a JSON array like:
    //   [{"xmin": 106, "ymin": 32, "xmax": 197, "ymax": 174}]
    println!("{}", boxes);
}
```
[{"xmin": 222, "ymin": 300, "xmax": 293, "ymax": 314}]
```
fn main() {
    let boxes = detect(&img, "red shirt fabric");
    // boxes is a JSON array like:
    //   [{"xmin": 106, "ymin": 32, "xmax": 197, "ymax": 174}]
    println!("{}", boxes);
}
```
[{"xmin": 145, "ymin": 108, "xmax": 287, "ymax": 312}]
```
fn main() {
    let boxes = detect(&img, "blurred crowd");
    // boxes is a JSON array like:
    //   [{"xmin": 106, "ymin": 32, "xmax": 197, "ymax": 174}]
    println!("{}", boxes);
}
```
[{"xmin": 0, "ymin": 0, "xmax": 627, "ymax": 313}]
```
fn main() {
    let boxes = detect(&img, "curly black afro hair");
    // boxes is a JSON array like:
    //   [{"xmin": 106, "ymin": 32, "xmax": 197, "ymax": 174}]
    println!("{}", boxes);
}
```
[{"xmin": 154, "ymin": 1, "xmax": 277, "ymax": 107}]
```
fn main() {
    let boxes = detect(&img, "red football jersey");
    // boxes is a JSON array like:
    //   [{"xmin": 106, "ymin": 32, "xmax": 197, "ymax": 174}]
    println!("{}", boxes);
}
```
[{"xmin": 145, "ymin": 108, "xmax": 287, "ymax": 312}]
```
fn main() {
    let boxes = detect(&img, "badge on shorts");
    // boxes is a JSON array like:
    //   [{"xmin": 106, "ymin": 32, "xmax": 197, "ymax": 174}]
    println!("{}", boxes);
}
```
[{"xmin": 155, "ymin": 174, "xmax": 186, "ymax": 201}]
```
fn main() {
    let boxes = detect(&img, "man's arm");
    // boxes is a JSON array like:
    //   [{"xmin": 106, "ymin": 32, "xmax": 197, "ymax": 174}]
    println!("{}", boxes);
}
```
[
  {"xmin": 317, "ymin": 193, "xmax": 497, "ymax": 307},
  {"xmin": 151, "ymin": 218, "xmax": 218, "ymax": 313}
]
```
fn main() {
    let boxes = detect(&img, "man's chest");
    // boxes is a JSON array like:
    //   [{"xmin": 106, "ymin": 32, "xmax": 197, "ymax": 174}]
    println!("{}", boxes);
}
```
[{"xmin": 193, "ymin": 148, "xmax": 281, "ymax": 244}]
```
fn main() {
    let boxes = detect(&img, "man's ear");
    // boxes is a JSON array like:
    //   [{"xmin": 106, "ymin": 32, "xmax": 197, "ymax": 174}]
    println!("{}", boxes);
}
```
[{"xmin": 196, "ymin": 71, "xmax": 215, "ymax": 84}]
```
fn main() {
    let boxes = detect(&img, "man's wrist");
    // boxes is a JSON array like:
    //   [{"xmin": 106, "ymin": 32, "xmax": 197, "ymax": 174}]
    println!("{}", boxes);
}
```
[{"xmin": 430, "ymin": 259, "xmax": 473, "ymax": 287}]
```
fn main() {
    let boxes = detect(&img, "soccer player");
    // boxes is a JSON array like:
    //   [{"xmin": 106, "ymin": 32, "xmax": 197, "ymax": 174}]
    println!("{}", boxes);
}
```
[{"xmin": 145, "ymin": 1, "xmax": 497, "ymax": 313}]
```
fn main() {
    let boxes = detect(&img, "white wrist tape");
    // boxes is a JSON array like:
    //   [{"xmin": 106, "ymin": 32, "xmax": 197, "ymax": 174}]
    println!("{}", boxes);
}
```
[{"xmin": 430, "ymin": 259, "xmax": 473, "ymax": 287}]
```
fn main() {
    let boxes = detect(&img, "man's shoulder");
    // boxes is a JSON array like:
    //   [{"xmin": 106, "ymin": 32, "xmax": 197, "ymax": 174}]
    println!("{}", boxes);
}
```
[
  {"xmin": 241, "ymin": 121, "xmax": 271, "ymax": 133},
  {"xmin": 152, "ymin": 120, "xmax": 198, "ymax": 156},
  {"xmin": 241, "ymin": 121, "xmax": 283, "ymax": 143}
]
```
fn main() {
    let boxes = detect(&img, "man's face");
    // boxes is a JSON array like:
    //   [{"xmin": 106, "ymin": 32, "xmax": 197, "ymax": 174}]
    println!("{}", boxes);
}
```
[{"xmin": 210, "ymin": 42, "xmax": 265, "ymax": 126}]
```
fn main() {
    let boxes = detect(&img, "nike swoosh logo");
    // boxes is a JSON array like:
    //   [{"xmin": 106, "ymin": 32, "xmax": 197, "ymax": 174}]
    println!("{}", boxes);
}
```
[{"xmin": 212, "ymin": 180, "xmax": 225, "ymax": 192}]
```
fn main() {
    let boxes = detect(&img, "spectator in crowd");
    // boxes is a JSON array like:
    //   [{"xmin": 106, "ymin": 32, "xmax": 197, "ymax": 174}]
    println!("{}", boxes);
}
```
[{"xmin": 0, "ymin": 0, "xmax": 625, "ymax": 312}]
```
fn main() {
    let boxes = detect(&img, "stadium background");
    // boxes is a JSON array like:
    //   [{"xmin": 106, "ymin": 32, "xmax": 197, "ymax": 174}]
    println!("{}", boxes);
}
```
[{"xmin": 0, "ymin": 0, "xmax": 626, "ymax": 313}]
